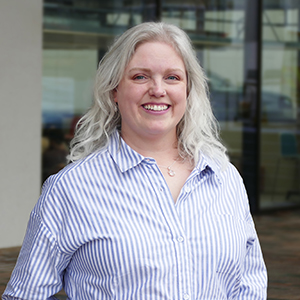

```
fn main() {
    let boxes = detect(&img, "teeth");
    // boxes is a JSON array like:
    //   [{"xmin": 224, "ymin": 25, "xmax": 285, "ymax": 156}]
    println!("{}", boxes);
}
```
[{"xmin": 143, "ymin": 104, "xmax": 169, "ymax": 111}]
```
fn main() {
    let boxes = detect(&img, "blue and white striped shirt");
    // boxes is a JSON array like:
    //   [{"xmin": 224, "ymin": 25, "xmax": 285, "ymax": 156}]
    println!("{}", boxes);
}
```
[{"xmin": 3, "ymin": 130, "xmax": 267, "ymax": 300}]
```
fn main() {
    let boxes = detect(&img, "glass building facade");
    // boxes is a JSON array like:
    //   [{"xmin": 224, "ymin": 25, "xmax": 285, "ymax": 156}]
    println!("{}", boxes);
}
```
[{"xmin": 42, "ymin": 0, "xmax": 300, "ymax": 213}]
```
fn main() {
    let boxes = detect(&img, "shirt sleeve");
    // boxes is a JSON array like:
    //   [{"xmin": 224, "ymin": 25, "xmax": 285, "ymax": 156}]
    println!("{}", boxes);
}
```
[
  {"xmin": 238, "ymin": 184, "xmax": 268, "ymax": 299},
  {"xmin": 2, "ymin": 210, "xmax": 71, "ymax": 300}
]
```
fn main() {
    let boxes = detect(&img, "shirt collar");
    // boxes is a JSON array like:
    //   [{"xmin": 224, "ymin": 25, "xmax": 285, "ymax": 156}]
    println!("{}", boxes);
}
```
[
  {"xmin": 107, "ymin": 130, "xmax": 145, "ymax": 173},
  {"xmin": 194, "ymin": 153, "xmax": 223, "ymax": 185},
  {"xmin": 107, "ymin": 129, "xmax": 223, "ymax": 184}
]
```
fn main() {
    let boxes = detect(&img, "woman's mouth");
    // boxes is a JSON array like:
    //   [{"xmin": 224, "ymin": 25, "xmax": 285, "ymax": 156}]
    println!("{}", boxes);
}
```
[{"xmin": 143, "ymin": 104, "xmax": 169, "ymax": 111}]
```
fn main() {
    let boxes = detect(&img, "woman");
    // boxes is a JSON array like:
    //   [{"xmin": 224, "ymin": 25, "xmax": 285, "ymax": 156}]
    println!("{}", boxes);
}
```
[{"xmin": 3, "ymin": 22, "xmax": 267, "ymax": 299}]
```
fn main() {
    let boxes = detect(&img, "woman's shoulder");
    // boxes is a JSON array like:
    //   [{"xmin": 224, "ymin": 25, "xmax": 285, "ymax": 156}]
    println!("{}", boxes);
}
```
[
  {"xmin": 199, "ymin": 154, "xmax": 241, "ymax": 181},
  {"xmin": 42, "ymin": 148, "xmax": 110, "ymax": 193},
  {"xmin": 35, "ymin": 148, "xmax": 111, "ymax": 220},
  {"xmin": 217, "ymin": 161, "xmax": 244, "ymax": 186}
]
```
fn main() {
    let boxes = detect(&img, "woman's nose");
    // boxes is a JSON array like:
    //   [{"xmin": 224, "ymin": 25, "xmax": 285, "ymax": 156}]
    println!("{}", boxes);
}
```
[{"xmin": 149, "ymin": 80, "xmax": 166, "ymax": 98}]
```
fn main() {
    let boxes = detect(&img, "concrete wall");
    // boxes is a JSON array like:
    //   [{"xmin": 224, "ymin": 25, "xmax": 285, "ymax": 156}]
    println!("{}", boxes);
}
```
[{"xmin": 0, "ymin": 0, "xmax": 43, "ymax": 248}]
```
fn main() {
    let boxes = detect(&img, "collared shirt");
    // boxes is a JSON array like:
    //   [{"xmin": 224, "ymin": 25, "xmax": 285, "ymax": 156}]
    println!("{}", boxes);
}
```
[{"xmin": 3, "ymin": 131, "xmax": 267, "ymax": 300}]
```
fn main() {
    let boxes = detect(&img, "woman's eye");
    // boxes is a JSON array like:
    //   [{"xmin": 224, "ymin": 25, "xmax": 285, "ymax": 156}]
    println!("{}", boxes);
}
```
[
  {"xmin": 134, "ymin": 75, "xmax": 146, "ymax": 80},
  {"xmin": 167, "ymin": 75, "xmax": 179, "ymax": 80}
]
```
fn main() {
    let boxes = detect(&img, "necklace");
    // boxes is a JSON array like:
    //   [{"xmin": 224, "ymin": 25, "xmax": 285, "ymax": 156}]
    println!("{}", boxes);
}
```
[{"xmin": 158, "ymin": 159, "xmax": 178, "ymax": 177}]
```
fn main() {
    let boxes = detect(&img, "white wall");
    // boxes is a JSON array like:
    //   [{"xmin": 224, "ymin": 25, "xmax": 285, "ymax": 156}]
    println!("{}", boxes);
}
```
[{"xmin": 0, "ymin": 0, "xmax": 43, "ymax": 248}]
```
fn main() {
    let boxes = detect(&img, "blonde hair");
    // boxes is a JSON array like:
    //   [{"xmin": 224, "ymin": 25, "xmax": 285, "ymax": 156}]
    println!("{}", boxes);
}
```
[{"xmin": 68, "ymin": 22, "xmax": 228, "ymax": 167}]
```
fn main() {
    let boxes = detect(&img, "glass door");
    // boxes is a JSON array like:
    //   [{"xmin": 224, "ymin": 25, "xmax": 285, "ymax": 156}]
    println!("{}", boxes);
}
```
[{"xmin": 260, "ymin": 0, "xmax": 300, "ymax": 209}]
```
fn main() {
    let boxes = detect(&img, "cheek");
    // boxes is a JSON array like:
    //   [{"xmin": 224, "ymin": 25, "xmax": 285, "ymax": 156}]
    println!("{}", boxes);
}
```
[
  {"xmin": 173, "ymin": 88, "xmax": 187, "ymax": 106},
  {"xmin": 116, "ymin": 86, "xmax": 145, "ymax": 104},
  {"xmin": 177, "ymin": 92, "xmax": 188, "ymax": 119}
]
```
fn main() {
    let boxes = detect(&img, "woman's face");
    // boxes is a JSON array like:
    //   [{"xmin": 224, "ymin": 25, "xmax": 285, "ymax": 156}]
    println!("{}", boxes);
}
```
[{"xmin": 114, "ymin": 41, "xmax": 187, "ymax": 144}]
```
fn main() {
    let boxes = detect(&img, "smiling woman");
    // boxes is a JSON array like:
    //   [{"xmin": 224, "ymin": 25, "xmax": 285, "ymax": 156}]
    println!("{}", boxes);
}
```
[
  {"xmin": 3, "ymin": 22, "xmax": 267, "ymax": 300},
  {"xmin": 114, "ymin": 41, "xmax": 187, "ymax": 152}
]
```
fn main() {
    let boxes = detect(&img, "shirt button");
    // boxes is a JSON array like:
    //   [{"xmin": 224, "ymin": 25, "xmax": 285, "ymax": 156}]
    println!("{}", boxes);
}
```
[
  {"xmin": 185, "ymin": 187, "xmax": 191, "ymax": 193},
  {"xmin": 159, "ymin": 187, "xmax": 163, "ymax": 192},
  {"xmin": 183, "ymin": 294, "xmax": 190, "ymax": 300},
  {"xmin": 177, "ymin": 236, "xmax": 184, "ymax": 243}
]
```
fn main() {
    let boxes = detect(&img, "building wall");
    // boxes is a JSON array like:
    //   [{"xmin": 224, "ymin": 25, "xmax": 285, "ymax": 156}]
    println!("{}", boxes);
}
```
[{"xmin": 0, "ymin": 0, "xmax": 43, "ymax": 248}]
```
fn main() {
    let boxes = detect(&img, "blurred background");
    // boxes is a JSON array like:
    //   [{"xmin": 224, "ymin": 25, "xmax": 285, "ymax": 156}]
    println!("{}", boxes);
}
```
[{"xmin": 0, "ymin": 0, "xmax": 300, "ymax": 297}]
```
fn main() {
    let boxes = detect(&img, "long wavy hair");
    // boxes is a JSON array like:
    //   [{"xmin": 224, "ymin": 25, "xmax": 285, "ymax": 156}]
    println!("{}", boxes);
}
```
[{"xmin": 68, "ymin": 22, "xmax": 228, "ymax": 167}]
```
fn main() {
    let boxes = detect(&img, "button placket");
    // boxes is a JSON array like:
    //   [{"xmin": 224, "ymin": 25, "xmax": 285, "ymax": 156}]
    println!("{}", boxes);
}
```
[
  {"xmin": 184, "ymin": 186, "xmax": 191, "ymax": 193},
  {"xmin": 170, "ymin": 178, "xmax": 194, "ymax": 300},
  {"xmin": 143, "ymin": 157, "xmax": 192, "ymax": 299},
  {"xmin": 177, "ymin": 236, "xmax": 184, "ymax": 243}
]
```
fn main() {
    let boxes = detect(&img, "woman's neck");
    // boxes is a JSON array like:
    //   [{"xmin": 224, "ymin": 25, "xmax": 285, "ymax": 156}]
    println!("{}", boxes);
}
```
[{"xmin": 120, "ymin": 130, "xmax": 179, "ymax": 163}]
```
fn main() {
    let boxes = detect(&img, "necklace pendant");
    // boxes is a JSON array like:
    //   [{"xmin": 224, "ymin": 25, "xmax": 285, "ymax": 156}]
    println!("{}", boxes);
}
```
[{"xmin": 167, "ymin": 167, "xmax": 175, "ymax": 177}]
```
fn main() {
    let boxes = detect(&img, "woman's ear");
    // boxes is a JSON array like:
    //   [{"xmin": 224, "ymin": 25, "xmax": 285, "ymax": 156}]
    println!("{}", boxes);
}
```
[{"xmin": 113, "ymin": 88, "xmax": 118, "ymax": 103}]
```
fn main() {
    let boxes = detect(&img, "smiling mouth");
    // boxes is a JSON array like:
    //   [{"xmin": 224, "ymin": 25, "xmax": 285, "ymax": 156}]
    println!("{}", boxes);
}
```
[{"xmin": 143, "ymin": 104, "xmax": 169, "ymax": 111}]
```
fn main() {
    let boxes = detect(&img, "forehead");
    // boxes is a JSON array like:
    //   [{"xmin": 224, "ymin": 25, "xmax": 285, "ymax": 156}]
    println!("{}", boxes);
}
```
[{"xmin": 128, "ymin": 41, "xmax": 185, "ymax": 67}]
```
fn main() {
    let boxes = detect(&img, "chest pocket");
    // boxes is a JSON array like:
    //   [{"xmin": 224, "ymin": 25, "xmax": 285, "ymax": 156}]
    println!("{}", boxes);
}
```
[{"xmin": 211, "ymin": 214, "xmax": 248, "ymax": 276}]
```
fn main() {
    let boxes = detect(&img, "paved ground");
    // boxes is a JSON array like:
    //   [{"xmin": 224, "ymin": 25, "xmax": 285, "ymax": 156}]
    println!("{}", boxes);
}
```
[
  {"xmin": 253, "ymin": 209, "xmax": 300, "ymax": 300},
  {"xmin": 1, "ymin": 209, "xmax": 300, "ymax": 299}
]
